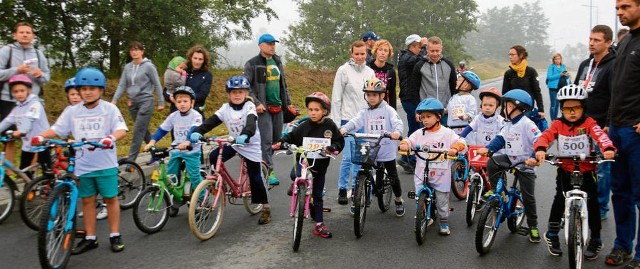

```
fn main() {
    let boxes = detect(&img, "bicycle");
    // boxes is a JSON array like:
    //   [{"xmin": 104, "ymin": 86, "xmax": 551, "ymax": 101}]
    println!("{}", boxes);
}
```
[
  {"xmin": 543, "ymin": 154, "xmax": 613, "ymax": 269},
  {"xmin": 450, "ymin": 148, "xmax": 470, "ymax": 200},
  {"xmin": 37, "ymin": 138, "xmax": 107, "ymax": 269},
  {"xmin": 475, "ymin": 159, "xmax": 527, "ymax": 255},
  {"xmin": 465, "ymin": 145, "xmax": 492, "ymax": 226},
  {"xmin": 116, "ymin": 158, "xmax": 145, "ymax": 210},
  {"xmin": 132, "ymin": 145, "xmax": 194, "ymax": 234},
  {"xmin": 187, "ymin": 136, "xmax": 269, "ymax": 241}
]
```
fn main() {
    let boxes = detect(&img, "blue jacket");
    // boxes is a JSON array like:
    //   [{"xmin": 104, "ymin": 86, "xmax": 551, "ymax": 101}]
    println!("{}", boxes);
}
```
[{"xmin": 545, "ymin": 63, "xmax": 569, "ymax": 89}]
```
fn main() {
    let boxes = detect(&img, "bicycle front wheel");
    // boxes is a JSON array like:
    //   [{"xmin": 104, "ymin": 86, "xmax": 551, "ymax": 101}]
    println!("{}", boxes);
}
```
[
  {"xmin": 466, "ymin": 175, "xmax": 482, "ymax": 226},
  {"xmin": 0, "ymin": 176, "xmax": 16, "ymax": 224},
  {"xmin": 38, "ymin": 184, "xmax": 75, "ymax": 269},
  {"xmin": 353, "ymin": 172, "xmax": 368, "ymax": 238},
  {"xmin": 415, "ymin": 191, "xmax": 430, "ymax": 245},
  {"xmin": 188, "ymin": 179, "xmax": 226, "ymax": 241},
  {"xmin": 20, "ymin": 176, "xmax": 56, "ymax": 230},
  {"xmin": 117, "ymin": 159, "xmax": 146, "ymax": 209},
  {"xmin": 377, "ymin": 175, "xmax": 392, "ymax": 212},
  {"xmin": 133, "ymin": 187, "xmax": 170, "ymax": 234},
  {"xmin": 568, "ymin": 207, "xmax": 583, "ymax": 269},
  {"xmin": 292, "ymin": 184, "xmax": 306, "ymax": 252},
  {"xmin": 476, "ymin": 200, "xmax": 499, "ymax": 255},
  {"xmin": 451, "ymin": 160, "xmax": 468, "ymax": 200}
]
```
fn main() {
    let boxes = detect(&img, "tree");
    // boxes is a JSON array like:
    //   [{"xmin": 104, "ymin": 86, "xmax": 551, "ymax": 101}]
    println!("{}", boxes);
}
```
[{"xmin": 284, "ymin": 0, "xmax": 478, "ymax": 69}]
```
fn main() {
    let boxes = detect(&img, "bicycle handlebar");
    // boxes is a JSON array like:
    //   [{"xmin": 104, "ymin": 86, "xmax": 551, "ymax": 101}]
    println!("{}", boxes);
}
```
[
  {"xmin": 0, "ymin": 130, "xmax": 26, "ymax": 143},
  {"xmin": 409, "ymin": 146, "xmax": 457, "ymax": 161},
  {"xmin": 274, "ymin": 142, "xmax": 337, "ymax": 159},
  {"xmin": 543, "ymin": 154, "xmax": 614, "ymax": 166},
  {"xmin": 345, "ymin": 132, "xmax": 403, "ymax": 141},
  {"xmin": 38, "ymin": 138, "xmax": 109, "ymax": 150}
]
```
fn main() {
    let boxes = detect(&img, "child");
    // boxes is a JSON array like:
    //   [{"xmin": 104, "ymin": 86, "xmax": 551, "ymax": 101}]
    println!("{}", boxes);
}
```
[
  {"xmin": 0, "ymin": 74, "xmax": 51, "ymax": 179},
  {"xmin": 459, "ymin": 87, "xmax": 504, "ymax": 146},
  {"xmin": 276, "ymin": 92, "xmax": 344, "ymax": 238},
  {"xmin": 189, "ymin": 76, "xmax": 271, "ymax": 225},
  {"xmin": 477, "ymin": 89, "xmax": 542, "ymax": 243},
  {"xmin": 144, "ymin": 86, "xmax": 203, "ymax": 201},
  {"xmin": 340, "ymin": 78, "xmax": 405, "ymax": 217},
  {"xmin": 447, "ymin": 71, "xmax": 480, "ymax": 136},
  {"xmin": 164, "ymin": 56, "xmax": 187, "ymax": 98},
  {"xmin": 528, "ymin": 84, "xmax": 615, "ymax": 258},
  {"xmin": 32, "ymin": 67, "xmax": 128, "ymax": 254},
  {"xmin": 399, "ymin": 98, "xmax": 466, "ymax": 235}
]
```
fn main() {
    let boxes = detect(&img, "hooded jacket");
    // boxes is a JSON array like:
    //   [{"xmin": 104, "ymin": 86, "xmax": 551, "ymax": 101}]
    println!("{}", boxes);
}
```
[
  {"xmin": 574, "ymin": 48, "xmax": 616, "ymax": 127},
  {"xmin": 113, "ymin": 58, "xmax": 164, "ymax": 106},
  {"xmin": 330, "ymin": 58, "xmax": 375, "ymax": 124},
  {"xmin": 408, "ymin": 56, "xmax": 456, "ymax": 108},
  {"xmin": 397, "ymin": 49, "xmax": 421, "ymax": 104},
  {"xmin": 0, "ymin": 94, "xmax": 50, "ymax": 151},
  {"xmin": 367, "ymin": 61, "xmax": 397, "ymax": 109},
  {"xmin": 0, "ymin": 42, "xmax": 50, "ymax": 101}
]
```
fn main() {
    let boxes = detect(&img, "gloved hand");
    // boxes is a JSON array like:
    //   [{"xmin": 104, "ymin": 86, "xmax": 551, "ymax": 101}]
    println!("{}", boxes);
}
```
[
  {"xmin": 190, "ymin": 132, "xmax": 202, "ymax": 143},
  {"xmin": 236, "ymin": 134, "xmax": 248, "ymax": 145},
  {"xmin": 31, "ymin": 135, "xmax": 45, "ymax": 146},
  {"xmin": 99, "ymin": 135, "xmax": 115, "ymax": 149}
]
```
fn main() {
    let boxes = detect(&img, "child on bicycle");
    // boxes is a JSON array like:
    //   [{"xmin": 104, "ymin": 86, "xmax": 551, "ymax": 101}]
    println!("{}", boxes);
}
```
[
  {"xmin": 477, "ymin": 89, "xmax": 542, "ymax": 243},
  {"xmin": 459, "ymin": 87, "xmax": 504, "ymax": 146},
  {"xmin": 32, "ymin": 67, "xmax": 128, "ymax": 254},
  {"xmin": 275, "ymin": 92, "xmax": 344, "ymax": 238},
  {"xmin": 189, "ymin": 75, "xmax": 271, "ymax": 225},
  {"xmin": 527, "ymin": 84, "xmax": 616, "ymax": 258},
  {"xmin": 340, "ymin": 78, "xmax": 405, "ymax": 216},
  {"xmin": 144, "ymin": 86, "xmax": 203, "ymax": 200},
  {"xmin": 447, "ymin": 71, "xmax": 480, "ymax": 135},
  {"xmin": 399, "ymin": 98, "xmax": 466, "ymax": 235}
]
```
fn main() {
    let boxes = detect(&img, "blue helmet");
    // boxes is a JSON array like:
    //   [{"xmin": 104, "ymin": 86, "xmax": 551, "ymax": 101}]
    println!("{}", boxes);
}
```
[
  {"xmin": 74, "ymin": 67, "xmax": 106, "ymax": 88},
  {"xmin": 64, "ymin": 77, "xmax": 75, "ymax": 92},
  {"xmin": 225, "ymin": 75, "xmax": 250, "ymax": 92},
  {"xmin": 415, "ymin": 98, "xmax": 444, "ymax": 116},
  {"xmin": 460, "ymin": 71, "xmax": 480, "ymax": 90},
  {"xmin": 503, "ymin": 89, "xmax": 533, "ymax": 111}
]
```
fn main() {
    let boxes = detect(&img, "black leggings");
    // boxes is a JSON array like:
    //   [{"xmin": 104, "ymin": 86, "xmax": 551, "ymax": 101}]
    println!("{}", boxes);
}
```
[
  {"xmin": 20, "ymin": 149, "xmax": 52, "ymax": 179},
  {"xmin": 209, "ymin": 145, "xmax": 269, "ymax": 204},
  {"xmin": 376, "ymin": 160, "xmax": 402, "ymax": 198}
]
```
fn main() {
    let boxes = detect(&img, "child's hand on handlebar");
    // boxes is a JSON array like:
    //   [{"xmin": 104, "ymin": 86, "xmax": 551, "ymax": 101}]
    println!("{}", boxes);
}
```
[
  {"xmin": 476, "ymin": 148, "xmax": 489, "ymax": 156},
  {"xmin": 189, "ymin": 132, "xmax": 202, "ymax": 143},
  {"xmin": 535, "ymin": 151, "xmax": 546, "ymax": 163},
  {"xmin": 398, "ymin": 140, "xmax": 409, "ymax": 152},
  {"xmin": 177, "ymin": 141, "xmax": 191, "ymax": 150},
  {"xmin": 272, "ymin": 142, "xmax": 282, "ymax": 150},
  {"xmin": 390, "ymin": 132, "xmax": 401, "ymax": 140},
  {"xmin": 447, "ymin": 148, "xmax": 458, "ymax": 157},
  {"xmin": 143, "ymin": 143, "xmax": 154, "ymax": 152},
  {"xmin": 603, "ymin": 150, "xmax": 616, "ymax": 160},
  {"xmin": 525, "ymin": 157, "xmax": 539, "ymax": 166},
  {"xmin": 339, "ymin": 128, "xmax": 347, "ymax": 136}
]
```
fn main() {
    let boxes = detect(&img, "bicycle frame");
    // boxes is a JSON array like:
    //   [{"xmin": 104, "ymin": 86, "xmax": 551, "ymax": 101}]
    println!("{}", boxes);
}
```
[
  {"xmin": 207, "ymin": 137, "xmax": 251, "ymax": 206},
  {"xmin": 148, "ymin": 147, "xmax": 192, "ymax": 208},
  {"xmin": 486, "ymin": 174, "xmax": 524, "ymax": 230},
  {"xmin": 280, "ymin": 144, "xmax": 329, "ymax": 218}
]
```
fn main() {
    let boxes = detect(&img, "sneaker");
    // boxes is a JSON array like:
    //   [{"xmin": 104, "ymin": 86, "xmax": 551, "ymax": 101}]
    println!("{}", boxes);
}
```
[
  {"xmin": 313, "ymin": 223, "xmax": 332, "ymax": 238},
  {"xmin": 287, "ymin": 183, "xmax": 293, "ymax": 196},
  {"xmin": 109, "ymin": 235, "xmax": 125, "ymax": 252},
  {"xmin": 605, "ymin": 247, "xmax": 633, "ymax": 266},
  {"xmin": 543, "ymin": 232, "xmax": 562, "ymax": 256},
  {"xmin": 268, "ymin": 171, "xmax": 280, "ymax": 185},
  {"xmin": 71, "ymin": 238, "xmax": 98, "ymax": 255},
  {"xmin": 439, "ymin": 223, "xmax": 451, "ymax": 235},
  {"xmin": 350, "ymin": 205, "xmax": 355, "ymax": 216},
  {"xmin": 529, "ymin": 226, "xmax": 541, "ymax": 243},
  {"xmin": 258, "ymin": 208, "xmax": 271, "ymax": 225},
  {"xmin": 624, "ymin": 259, "xmax": 640, "ymax": 269},
  {"xmin": 428, "ymin": 219, "xmax": 434, "ymax": 227},
  {"xmin": 338, "ymin": 189, "xmax": 348, "ymax": 205},
  {"xmin": 96, "ymin": 204, "xmax": 108, "ymax": 220},
  {"xmin": 601, "ymin": 212, "xmax": 608, "ymax": 221},
  {"xmin": 483, "ymin": 190, "xmax": 494, "ymax": 199},
  {"xmin": 584, "ymin": 238, "xmax": 603, "ymax": 260},
  {"xmin": 144, "ymin": 156, "xmax": 160, "ymax": 166},
  {"xmin": 395, "ymin": 199, "xmax": 405, "ymax": 217}
]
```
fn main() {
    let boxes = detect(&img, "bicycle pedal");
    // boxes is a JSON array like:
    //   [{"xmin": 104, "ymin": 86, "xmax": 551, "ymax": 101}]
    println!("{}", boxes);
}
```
[
  {"xmin": 322, "ymin": 207, "xmax": 331, "ymax": 212},
  {"xmin": 517, "ymin": 226, "xmax": 530, "ymax": 236},
  {"xmin": 407, "ymin": 191, "xmax": 416, "ymax": 199}
]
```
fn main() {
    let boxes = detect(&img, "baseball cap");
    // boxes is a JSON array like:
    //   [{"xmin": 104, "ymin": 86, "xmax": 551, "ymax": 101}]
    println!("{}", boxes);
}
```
[
  {"xmin": 258, "ymin": 33, "xmax": 279, "ymax": 44},
  {"xmin": 361, "ymin": 31, "xmax": 380, "ymax": 41},
  {"xmin": 405, "ymin": 34, "xmax": 421, "ymax": 45}
]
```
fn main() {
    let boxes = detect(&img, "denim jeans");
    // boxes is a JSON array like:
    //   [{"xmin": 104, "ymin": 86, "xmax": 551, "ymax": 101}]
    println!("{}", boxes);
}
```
[
  {"xmin": 609, "ymin": 125, "xmax": 640, "ymax": 258},
  {"xmin": 337, "ymin": 120, "xmax": 361, "ymax": 191},
  {"xmin": 595, "ymin": 145, "xmax": 612, "ymax": 216},
  {"xmin": 548, "ymin": 88, "xmax": 559, "ymax": 120}
]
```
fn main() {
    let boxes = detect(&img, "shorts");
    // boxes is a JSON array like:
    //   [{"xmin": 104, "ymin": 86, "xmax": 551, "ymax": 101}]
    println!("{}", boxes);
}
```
[
  {"xmin": 0, "ymin": 100, "xmax": 16, "ymax": 131},
  {"xmin": 78, "ymin": 167, "xmax": 119, "ymax": 199}
]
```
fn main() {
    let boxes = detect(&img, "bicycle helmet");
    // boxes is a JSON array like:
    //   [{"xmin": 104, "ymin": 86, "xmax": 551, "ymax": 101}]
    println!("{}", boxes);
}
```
[
  {"xmin": 557, "ymin": 84, "xmax": 588, "ymax": 101},
  {"xmin": 502, "ymin": 89, "xmax": 533, "ymax": 111},
  {"xmin": 478, "ymin": 87, "xmax": 502, "ymax": 102},
  {"xmin": 8, "ymin": 74, "xmax": 33, "ymax": 87},
  {"xmin": 74, "ymin": 67, "xmax": 106, "ymax": 88},
  {"xmin": 305, "ymin": 92, "xmax": 331, "ymax": 112},
  {"xmin": 460, "ymin": 71, "xmax": 480, "ymax": 90},
  {"xmin": 173, "ymin": 86, "xmax": 195, "ymax": 99},
  {"xmin": 225, "ymin": 75, "xmax": 250, "ymax": 92},
  {"xmin": 64, "ymin": 77, "xmax": 76, "ymax": 92},
  {"xmin": 362, "ymin": 78, "xmax": 386, "ymax": 93},
  {"xmin": 415, "ymin": 98, "xmax": 444, "ymax": 117}
]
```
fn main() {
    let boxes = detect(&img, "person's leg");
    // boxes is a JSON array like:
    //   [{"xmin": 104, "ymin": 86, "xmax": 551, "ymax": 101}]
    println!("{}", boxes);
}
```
[
  {"xmin": 258, "ymin": 112, "xmax": 277, "ymax": 184},
  {"xmin": 545, "ymin": 168, "xmax": 568, "ymax": 255},
  {"xmin": 184, "ymin": 151, "xmax": 203, "ymax": 190},
  {"xmin": 596, "ymin": 144, "xmax": 612, "ymax": 219},
  {"xmin": 548, "ymin": 88, "xmax": 558, "ymax": 120},
  {"xmin": 0, "ymin": 100, "xmax": 16, "ymax": 175},
  {"xmin": 128, "ymin": 98, "xmax": 154, "ymax": 162},
  {"xmin": 435, "ymin": 190, "xmax": 451, "ymax": 235},
  {"xmin": 337, "ymin": 120, "xmax": 353, "ymax": 203},
  {"xmin": 486, "ymin": 155, "xmax": 511, "ymax": 193},
  {"xmin": 19, "ymin": 151, "xmax": 35, "ymax": 179},
  {"xmin": 246, "ymin": 159, "xmax": 268, "ymax": 204},
  {"xmin": 517, "ymin": 169, "xmax": 539, "ymax": 241}
]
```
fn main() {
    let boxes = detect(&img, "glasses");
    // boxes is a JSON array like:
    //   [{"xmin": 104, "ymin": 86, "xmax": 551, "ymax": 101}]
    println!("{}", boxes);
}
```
[
  {"xmin": 561, "ymin": 106, "xmax": 584, "ymax": 114},
  {"xmin": 508, "ymin": 53, "xmax": 518, "ymax": 57}
]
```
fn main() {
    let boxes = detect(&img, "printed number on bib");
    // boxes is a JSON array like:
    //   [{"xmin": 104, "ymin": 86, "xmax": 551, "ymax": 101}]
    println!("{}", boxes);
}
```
[
  {"xmin": 558, "ymin": 134, "xmax": 590, "ymax": 156},
  {"xmin": 452, "ymin": 105, "xmax": 465, "ymax": 118},
  {"xmin": 504, "ymin": 132, "xmax": 525, "ymax": 155},
  {"xmin": 74, "ymin": 117, "xmax": 105, "ymax": 139},
  {"xmin": 367, "ymin": 119, "xmax": 385, "ymax": 134},
  {"xmin": 302, "ymin": 137, "xmax": 330, "ymax": 159},
  {"xmin": 174, "ymin": 126, "xmax": 189, "ymax": 143},
  {"xmin": 478, "ymin": 130, "xmax": 497, "ymax": 146}
]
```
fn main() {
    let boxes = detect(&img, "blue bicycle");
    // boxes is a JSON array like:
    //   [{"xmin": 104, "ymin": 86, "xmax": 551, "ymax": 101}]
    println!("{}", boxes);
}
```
[{"xmin": 450, "ymin": 152, "xmax": 470, "ymax": 200}]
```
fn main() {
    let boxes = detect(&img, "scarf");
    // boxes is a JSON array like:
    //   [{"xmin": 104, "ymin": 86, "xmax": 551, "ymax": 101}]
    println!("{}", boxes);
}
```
[{"xmin": 509, "ymin": 59, "xmax": 528, "ymax": 78}]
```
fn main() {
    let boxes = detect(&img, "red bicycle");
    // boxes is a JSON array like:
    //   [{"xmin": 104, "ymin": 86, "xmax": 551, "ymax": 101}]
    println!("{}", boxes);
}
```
[{"xmin": 465, "ymin": 145, "xmax": 492, "ymax": 226}]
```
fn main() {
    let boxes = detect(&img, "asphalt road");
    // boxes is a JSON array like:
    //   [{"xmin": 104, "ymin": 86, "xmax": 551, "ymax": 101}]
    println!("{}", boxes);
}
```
[{"xmin": 0, "ymin": 74, "xmax": 618, "ymax": 269}]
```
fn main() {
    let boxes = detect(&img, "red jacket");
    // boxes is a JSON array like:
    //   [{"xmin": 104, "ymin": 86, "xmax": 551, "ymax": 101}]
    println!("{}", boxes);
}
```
[{"xmin": 534, "ymin": 116, "xmax": 616, "ymax": 173}]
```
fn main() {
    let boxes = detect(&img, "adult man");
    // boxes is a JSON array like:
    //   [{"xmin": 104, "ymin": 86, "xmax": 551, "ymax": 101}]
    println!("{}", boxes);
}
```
[
  {"xmin": 362, "ymin": 31, "xmax": 380, "ymax": 63},
  {"xmin": 0, "ymin": 22, "xmax": 50, "ymax": 168},
  {"xmin": 243, "ymin": 33, "xmax": 293, "ymax": 185},
  {"xmin": 604, "ymin": 0, "xmax": 640, "ymax": 267},
  {"xmin": 408, "ymin": 36, "xmax": 456, "ymax": 125},
  {"xmin": 396, "ymin": 34, "xmax": 422, "ymax": 172},
  {"xmin": 573, "ymin": 25, "xmax": 616, "ymax": 226}
]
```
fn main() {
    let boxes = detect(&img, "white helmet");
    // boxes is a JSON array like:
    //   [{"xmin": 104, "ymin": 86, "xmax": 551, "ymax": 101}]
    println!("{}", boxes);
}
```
[{"xmin": 557, "ymin": 84, "xmax": 588, "ymax": 101}]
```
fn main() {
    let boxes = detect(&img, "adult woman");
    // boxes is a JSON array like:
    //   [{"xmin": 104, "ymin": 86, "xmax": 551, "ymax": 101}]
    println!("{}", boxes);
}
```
[
  {"xmin": 165, "ymin": 45, "xmax": 212, "ymax": 116},
  {"xmin": 546, "ymin": 53, "xmax": 570, "ymax": 120},
  {"xmin": 112, "ymin": 41, "xmax": 164, "ymax": 163},
  {"xmin": 367, "ymin": 39, "xmax": 396, "ymax": 110},
  {"xmin": 502, "ymin": 45, "xmax": 545, "ymax": 118},
  {"xmin": 331, "ymin": 40, "xmax": 374, "ymax": 205}
]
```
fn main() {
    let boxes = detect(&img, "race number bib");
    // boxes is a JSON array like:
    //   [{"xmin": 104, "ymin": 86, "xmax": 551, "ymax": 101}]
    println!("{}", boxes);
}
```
[
  {"xmin": 228, "ymin": 118, "xmax": 244, "ymax": 136},
  {"xmin": 367, "ymin": 119, "xmax": 385, "ymax": 134},
  {"xmin": 302, "ymin": 137, "xmax": 330, "ymax": 159},
  {"xmin": 74, "ymin": 116, "xmax": 105, "ymax": 139},
  {"xmin": 557, "ymin": 134, "xmax": 590, "ymax": 156},
  {"xmin": 173, "ymin": 125, "xmax": 190, "ymax": 143},
  {"xmin": 504, "ymin": 132, "xmax": 525, "ymax": 155},
  {"xmin": 452, "ymin": 105, "xmax": 465, "ymax": 118},
  {"xmin": 477, "ymin": 129, "xmax": 498, "ymax": 146},
  {"xmin": 427, "ymin": 153, "xmax": 448, "ymax": 169}
]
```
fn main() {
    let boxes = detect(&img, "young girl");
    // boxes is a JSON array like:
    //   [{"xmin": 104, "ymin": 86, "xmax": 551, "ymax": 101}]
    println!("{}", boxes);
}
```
[
  {"xmin": 447, "ymin": 71, "xmax": 480, "ymax": 135},
  {"xmin": 276, "ymin": 92, "xmax": 344, "ymax": 238},
  {"xmin": 189, "ymin": 76, "xmax": 271, "ymax": 225}
]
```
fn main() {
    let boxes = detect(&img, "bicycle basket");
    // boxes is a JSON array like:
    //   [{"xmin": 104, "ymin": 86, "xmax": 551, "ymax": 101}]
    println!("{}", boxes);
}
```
[
  {"xmin": 468, "ymin": 145, "xmax": 488, "ymax": 168},
  {"xmin": 350, "ymin": 138, "xmax": 382, "ymax": 166}
]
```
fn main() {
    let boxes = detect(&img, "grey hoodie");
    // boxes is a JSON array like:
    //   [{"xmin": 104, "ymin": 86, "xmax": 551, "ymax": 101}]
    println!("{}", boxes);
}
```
[
  {"xmin": 113, "ymin": 58, "xmax": 164, "ymax": 105},
  {"xmin": 0, "ymin": 42, "xmax": 50, "ymax": 101}
]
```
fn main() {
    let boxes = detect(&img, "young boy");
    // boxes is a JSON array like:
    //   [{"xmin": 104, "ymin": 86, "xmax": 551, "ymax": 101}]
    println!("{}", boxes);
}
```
[
  {"xmin": 32, "ymin": 67, "xmax": 128, "ymax": 254},
  {"xmin": 144, "ymin": 86, "xmax": 203, "ymax": 201},
  {"xmin": 459, "ymin": 87, "xmax": 504, "ymax": 146},
  {"xmin": 399, "ymin": 98, "xmax": 466, "ymax": 235},
  {"xmin": 189, "ymin": 76, "xmax": 271, "ymax": 225},
  {"xmin": 276, "ymin": 92, "xmax": 344, "ymax": 238},
  {"xmin": 447, "ymin": 71, "xmax": 480, "ymax": 136},
  {"xmin": 528, "ymin": 84, "xmax": 616, "ymax": 258},
  {"xmin": 477, "ymin": 89, "xmax": 542, "ymax": 243},
  {"xmin": 0, "ymin": 74, "xmax": 51, "ymax": 178},
  {"xmin": 340, "ymin": 78, "xmax": 405, "ymax": 217}
]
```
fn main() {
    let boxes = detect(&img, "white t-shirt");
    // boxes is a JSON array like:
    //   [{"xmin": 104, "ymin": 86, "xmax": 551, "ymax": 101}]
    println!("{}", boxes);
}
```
[
  {"xmin": 214, "ymin": 102, "xmax": 262, "ymax": 162},
  {"xmin": 446, "ymin": 93, "xmax": 477, "ymax": 134},
  {"xmin": 1, "ymin": 94, "xmax": 50, "ymax": 152},
  {"xmin": 467, "ymin": 113, "xmax": 504, "ymax": 146},
  {"xmin": 158, "ymin": 109, "xmax": 202, "ymax": 154},
  {"xmin": 499, "ymin": 116, "xmax": 541, "ymax": 169}
]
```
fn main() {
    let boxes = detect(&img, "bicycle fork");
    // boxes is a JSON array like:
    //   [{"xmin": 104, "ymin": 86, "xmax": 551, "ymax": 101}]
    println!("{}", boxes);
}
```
[
  {"xmin": 563, "ymin": 190, "xmax": 589, "ymax": 246},
  {"xmin": 48, "ymin": 182, "xmax": 78, "ymax": 233}
]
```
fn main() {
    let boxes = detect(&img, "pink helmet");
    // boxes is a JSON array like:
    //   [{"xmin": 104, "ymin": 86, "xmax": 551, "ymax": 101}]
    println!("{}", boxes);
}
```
[
  {"xmin": 305, "ymin": 92, "xmax": 331, "ymax": 112},
  {"xmin": 8, "ymin": 74, "xmax": 33, "ymax": 87}
]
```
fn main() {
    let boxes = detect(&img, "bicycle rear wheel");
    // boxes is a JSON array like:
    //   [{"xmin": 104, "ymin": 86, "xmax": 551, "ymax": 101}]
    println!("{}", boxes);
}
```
[
  {"xmin": 0, "ymin": 176, "xmax": 16, "ymax": 224},
  {"xmin": 133, "ymin": 187, "xmax": 170, "ymax": 234},
  {"xmin": 242, "ymin": 162, "xmax": 268, "ymax": 215},
  {"xmin": 117, "ymin": 159, "xmax": 146, "ymax": 209},
  {"xmin": 292, "ymin": 184, "xmax": 306, "ymax": 252},
  {"xmin": 20, "ymin": 176, "xmax": 56, "ymax": 230},
  {"xmin": 507, "ymin": 195, "xmax": 525, "ymax": 233},
  {"xmin": 451, "ymin": 160, "xmax": 468, "ymax": 200},
  {"xmin": 568, "ymin": 207, "xmax": 583, "ymax": 269},
  {"xmin": 415, "ymin": 191, "xmax": 430, "ymax": 245},
  {"xmin": 376, "ymin": 175, "xmax": 392, "ymax": 212},
  {"xmin": 188, "ymin": 179, "xmax": 226, "ymax": 241},
  {"xmin": 466, "ymin": 177, "xmax": 481, "ymax": 226},
  {"xmin": 476, "ymin": 200, "xmax": 499, "ymax": 255},
  {"xmin": 38, "ymin": 184, "xmax": 75, "ymax": 269},
  {"xmin": 353, "ymin": 172, "xmax": 368, "ymax": 238}
]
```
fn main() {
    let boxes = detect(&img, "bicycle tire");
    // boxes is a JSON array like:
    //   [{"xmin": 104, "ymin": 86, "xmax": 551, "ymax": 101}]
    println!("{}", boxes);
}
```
[
  {"xmin": 568, "ymin": 207, "xmax": 583, "ymax": 269},
  {"xmin": 242, "ymin": 162, "xmax": 268, "ymax": 215},
  {"xmin": 451, "ymin": 160, "xmax": 468, "ymax": 200},
  {"xmin": 476, "ymin": 200, "xmax": 499, "ymax": 255},
  {"xmin": 0, "ymin": 176, "xmax": 16, "ymax": 224},
  {"xmin": 466, "ymin": 178, "xmax": 481, "ymax": 226},
  {"xmin": 117, "ymin": 159, "xmax": 146, "ymax": 209},
  {"xmin": 188, "ymin": 179, "xmax": 226, "ymax": 241},
  {"xmin": 415, "ymin": 191, "xmax": 430, "ymax": 245},
  {"xmin": 507, "ymin": 194, "xmax": 525, "ymax": 233},
  {"xmin": 38, "ymin": 184, "xmax": 75, "ymax": 269},
  {"xmin": 353, "ymin": 172, "xmax": 368, "ymax": 238},
  {"xmin": 20, "ymin": 175, "xmax": 56, "ymax": 230},
  {"xmin": 376, "ymin": 175, "xmax": 392, "ymax": 212},
  {"xmin": 133, "ymin": 187, "xmax": 170, "ymax": 234},
  {"xmin": 292, "ymin": 184, "xmax": 306, "ymax": 252}
]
